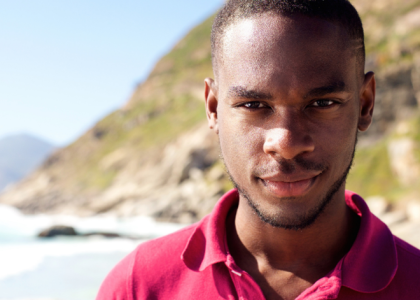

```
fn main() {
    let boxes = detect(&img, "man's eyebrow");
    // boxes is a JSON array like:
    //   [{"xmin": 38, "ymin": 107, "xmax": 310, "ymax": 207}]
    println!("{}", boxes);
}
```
[
  {"xmin": 304, "ymin": 81, "xmax": 347, "ymax": 99},
  {"xmin": 228, "ymin": 86, "xmax": 273, "ymax": 100}
]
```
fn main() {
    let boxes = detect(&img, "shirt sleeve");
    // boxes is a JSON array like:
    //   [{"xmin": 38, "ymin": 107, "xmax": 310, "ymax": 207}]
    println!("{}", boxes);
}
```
[{"xmin": 95, "ymin": 249, "xmax": 136, "ymax": 300}]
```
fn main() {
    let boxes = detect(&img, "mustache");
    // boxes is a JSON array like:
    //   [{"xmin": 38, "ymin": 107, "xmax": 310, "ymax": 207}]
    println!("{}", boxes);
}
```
[{"xmin": 254, "ymin": 156, "xmax": 327, "ymax": 176}]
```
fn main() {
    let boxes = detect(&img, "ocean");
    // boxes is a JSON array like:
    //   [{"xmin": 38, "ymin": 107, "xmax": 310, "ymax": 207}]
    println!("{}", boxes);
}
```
[{"xmin": 0, "ymin": 204, "xmax": 185, "ymax": 300}]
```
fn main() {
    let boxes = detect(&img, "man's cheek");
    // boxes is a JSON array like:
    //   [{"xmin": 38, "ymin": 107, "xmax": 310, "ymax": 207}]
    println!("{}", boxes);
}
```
[
  {"xmin": 221, "ymin": 126, "xmax": 261, "ymax": 172},
  {"xmin": 317, "ymin": 118, "xmax": 356, "ymax": 149},
  {"xmin": 317, "ymin": 124, "xmax": 356, "ymax": 167}
]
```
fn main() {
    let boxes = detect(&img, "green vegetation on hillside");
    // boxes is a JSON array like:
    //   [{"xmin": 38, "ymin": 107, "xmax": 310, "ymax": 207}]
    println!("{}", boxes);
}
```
[
  {"xmin": 358, "ymin": 0, "xmax": 420, "ymax": 69},
  {"xmin": 347, "ymin": 140, "xmax": 401, "ymax": 200},
  {"xmin": 48, "ymin": 15, "xmax": 215, "ymax": 192},
  {"xmin": 347, "ymin": 113, "xmax": 420, "ymax": 201}
]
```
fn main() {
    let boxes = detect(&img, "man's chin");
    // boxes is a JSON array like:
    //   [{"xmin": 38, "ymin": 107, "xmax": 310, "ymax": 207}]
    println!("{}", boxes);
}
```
[
  {"xmin": 235, "ymin": 165, "xmax": 351, "ymax": 230},
  {"xmin": 242, "ymin": 192, "xmax": 327, "ymax": 230}
]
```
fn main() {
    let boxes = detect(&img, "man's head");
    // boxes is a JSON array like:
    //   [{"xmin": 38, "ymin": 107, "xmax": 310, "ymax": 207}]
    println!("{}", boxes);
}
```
[{"xmin": 204, "ymin": 0, "xmax": 375, "ymax": 230}]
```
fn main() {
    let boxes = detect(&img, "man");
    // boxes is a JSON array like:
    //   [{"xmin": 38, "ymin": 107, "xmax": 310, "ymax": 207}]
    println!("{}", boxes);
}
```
[{"xmin": 97, "ymin": 1, "xmax": 420, "ymax": 299}]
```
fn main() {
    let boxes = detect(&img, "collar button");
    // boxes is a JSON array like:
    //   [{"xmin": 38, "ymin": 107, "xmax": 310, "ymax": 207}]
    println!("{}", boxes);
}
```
[{"xmin": 319, "ymin": 284, "xmax": 332, "ymax": 291}]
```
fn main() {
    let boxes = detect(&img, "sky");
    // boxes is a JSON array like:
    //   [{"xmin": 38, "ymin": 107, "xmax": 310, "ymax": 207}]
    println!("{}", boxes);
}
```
[{"xmin": 0, "ymin": 0, "xmax": 224, "ymax": 146}]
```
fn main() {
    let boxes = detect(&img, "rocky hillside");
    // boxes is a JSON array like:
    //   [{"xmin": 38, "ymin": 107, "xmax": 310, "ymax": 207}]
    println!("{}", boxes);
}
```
[
  {"xmin": 347, "ymin": 0, "xmax": 420, "ymax": 203},
  {"xmin": 1, "ymin": 0, "xmax": 420, "ymax": 223},
  {"xmin": 0, "ymin": 16, "xmax": 227, "ymax": 223}
]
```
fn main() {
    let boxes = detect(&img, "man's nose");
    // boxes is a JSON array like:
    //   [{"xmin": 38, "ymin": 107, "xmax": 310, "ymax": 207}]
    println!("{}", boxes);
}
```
[{"xmin": 263, "ymin": 114, "xmax": 315, "ymax": 160}]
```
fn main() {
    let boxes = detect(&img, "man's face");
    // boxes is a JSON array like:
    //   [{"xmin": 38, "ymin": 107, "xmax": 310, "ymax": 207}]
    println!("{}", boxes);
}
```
[{"xmin": 205, "ymin": 14, "xmax": 374, "ymax": 229}]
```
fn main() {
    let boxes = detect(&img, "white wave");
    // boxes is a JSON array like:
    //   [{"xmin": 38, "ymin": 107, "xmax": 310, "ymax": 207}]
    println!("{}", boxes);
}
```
[
  {"xmin": 0, "ymin": 204, "xmax": 187, "ymax": 282},
  {"xmin": 0, "ymin": 238, "xmax": 141, "ymax": 281},
  {"xmin": 0, "ymin": 204, "xmax": 185, "ymax": 238}
]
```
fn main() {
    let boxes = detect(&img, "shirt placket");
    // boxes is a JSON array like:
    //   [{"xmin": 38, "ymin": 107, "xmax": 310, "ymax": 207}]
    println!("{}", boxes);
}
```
[{"xmin": 225, "ymin": 255, "xmax": 266, "ymax": 300}]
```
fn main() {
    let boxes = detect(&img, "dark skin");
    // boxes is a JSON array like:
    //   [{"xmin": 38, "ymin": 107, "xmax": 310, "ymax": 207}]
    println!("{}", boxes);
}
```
[{"xmin": 204, "ymin": 14, "xmax": 375, "ymax": 300}]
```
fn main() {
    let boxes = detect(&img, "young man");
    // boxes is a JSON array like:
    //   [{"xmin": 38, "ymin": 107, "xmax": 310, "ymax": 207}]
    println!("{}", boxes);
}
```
[{"xmin": 97, "ymin": 1, "xmax": 420, "ymax": 299}]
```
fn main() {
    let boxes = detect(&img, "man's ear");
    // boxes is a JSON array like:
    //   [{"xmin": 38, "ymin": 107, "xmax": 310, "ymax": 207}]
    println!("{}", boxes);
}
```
[
  {"xmin": 204, "ymin": 78, "xmax": 219, "ymax": 134},
  {"xmin": 358, "ymin": 71, "xmax": 376, "ymax": 132}
]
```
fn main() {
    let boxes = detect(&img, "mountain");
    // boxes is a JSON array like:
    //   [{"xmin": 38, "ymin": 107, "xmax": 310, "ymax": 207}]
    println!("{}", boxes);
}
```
[
  {"xmin": 0, "ymin": 134, "xmax": 54, "ymax": 191},
  {"xmin": 1, "ymin": 1, "xmax": 420, "ymax": 222},
  {"xmin": 0, "ymin": 16, "xmax": 225, "ymax": 222}
]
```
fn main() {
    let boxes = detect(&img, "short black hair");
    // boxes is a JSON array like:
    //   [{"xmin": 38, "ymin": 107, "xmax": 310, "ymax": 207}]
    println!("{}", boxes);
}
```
[{"xmin": 211, "ymin": 0, "xmax": 365, "ymax": 77}]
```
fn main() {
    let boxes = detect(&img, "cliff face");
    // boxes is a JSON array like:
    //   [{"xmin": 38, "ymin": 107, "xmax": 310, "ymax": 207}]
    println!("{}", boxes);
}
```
[{"xmin": 2, "ymin": 1, "xmax": 420, "ymax": 222}]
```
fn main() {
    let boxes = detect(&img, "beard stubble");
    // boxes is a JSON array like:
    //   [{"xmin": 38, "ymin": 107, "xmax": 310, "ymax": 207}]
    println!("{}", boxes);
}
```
[{"xmin": 221, "ymin": 142, "xmax": 356, "ymax": 231}]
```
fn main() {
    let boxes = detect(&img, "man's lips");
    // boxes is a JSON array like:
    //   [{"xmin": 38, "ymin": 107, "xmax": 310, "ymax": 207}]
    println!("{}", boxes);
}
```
[{"xmin": 259, "ymin": 173, "xmax": 321, "ymax": 197}]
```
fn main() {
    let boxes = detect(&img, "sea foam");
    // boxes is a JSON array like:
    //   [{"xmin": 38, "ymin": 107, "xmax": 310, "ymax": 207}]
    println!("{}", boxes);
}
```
[{"xmin": 0, "ymin": 204, "xmax": 185, "ymax": 281}]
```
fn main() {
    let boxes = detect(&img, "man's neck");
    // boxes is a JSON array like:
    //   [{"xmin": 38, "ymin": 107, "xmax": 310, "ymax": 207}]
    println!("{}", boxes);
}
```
[{"xmin": 226, "ymin": 190, "xmax": 361, "ymax": 300}]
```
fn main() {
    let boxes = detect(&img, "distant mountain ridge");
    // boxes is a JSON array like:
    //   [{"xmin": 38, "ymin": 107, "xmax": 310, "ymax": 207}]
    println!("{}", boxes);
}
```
[{"xmin": 0, "ymin": 134, "xmax": 54, "ymax": 191}]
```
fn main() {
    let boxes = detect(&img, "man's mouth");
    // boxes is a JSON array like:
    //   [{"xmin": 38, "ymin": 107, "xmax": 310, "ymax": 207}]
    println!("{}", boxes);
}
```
[{"xmin": 259, "ymin": 173, "xmax": 321, "ymax": 198}]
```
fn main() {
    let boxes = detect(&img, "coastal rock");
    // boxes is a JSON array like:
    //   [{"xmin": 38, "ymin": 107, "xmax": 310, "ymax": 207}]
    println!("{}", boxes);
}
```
[
  {"xmin": 406, "ymin": 201, "xmax": 420, "ymax": 223},
  {"xmin": 387, "ymin": 137, "xmax": 420, "ymax": 186},
  {"xmin": 412, "ymin": 53, "xmax": 420, "ymax": 106},
  {"xmin": 380, "ymin": 211, "xmax": 407, "ymax": 227},
  {"xmin": 38, "ymin": 225, "xmax": 77, "ymax": 237},
  {"xmin": 37, "ymin": 225, "xmax": 146, "ymax": 239},
  {"xmin": 366, "ymin": 196, "xmax": 390, "ymax": 217},
  {"xmin": 362, "ymin": 63, "xmax": 418, "ymax": 141},
  {"xmin": 395, "ymin": 7, "xmax": 420, "ymax": 35}
]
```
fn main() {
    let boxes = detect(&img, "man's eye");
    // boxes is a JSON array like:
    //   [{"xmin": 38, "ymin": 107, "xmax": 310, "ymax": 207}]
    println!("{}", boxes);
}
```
[
  {"xmin": 243, "ymin": 101, "xmax": 264, "ymax": 109},
  {"xmin": 311, "ymin": 99, "xmax": 335, "ymax": 107}
]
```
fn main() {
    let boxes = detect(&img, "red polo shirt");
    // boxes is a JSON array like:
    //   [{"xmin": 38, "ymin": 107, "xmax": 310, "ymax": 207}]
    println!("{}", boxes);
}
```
[{"xmin": 96, "ymin": 190, "xmax": 420, "ymax": 299}]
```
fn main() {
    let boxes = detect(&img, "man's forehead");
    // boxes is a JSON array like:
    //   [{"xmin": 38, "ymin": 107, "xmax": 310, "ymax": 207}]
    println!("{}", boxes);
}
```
[
  {"xmin": 216, "ymin": 13, "xmax": 357, "ymax": 91},
  {"xmin": 222, "ymin": 13, "xmax": 350, "ymax": 59}
]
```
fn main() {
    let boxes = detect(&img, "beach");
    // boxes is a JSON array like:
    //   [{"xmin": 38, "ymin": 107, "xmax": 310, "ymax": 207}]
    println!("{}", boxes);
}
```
[{"xmin": 0, "ymin": 204, "xmax": 184, "ymax": 300}]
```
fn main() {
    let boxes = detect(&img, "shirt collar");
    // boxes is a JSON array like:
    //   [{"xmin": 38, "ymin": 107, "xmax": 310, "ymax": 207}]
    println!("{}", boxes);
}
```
[
  {"xmin": 181, "ymin": 189, "xmax": 398, "ymax": 293},
  {"xmin": 181, "ymin": 189, "xmax": 238, "ymax": 271},
  {"xmin": 341, "ymin": 190, "xmax": 398, "ymax": 292}
]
